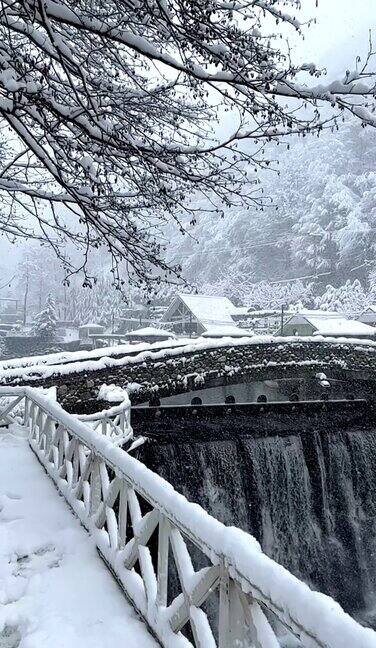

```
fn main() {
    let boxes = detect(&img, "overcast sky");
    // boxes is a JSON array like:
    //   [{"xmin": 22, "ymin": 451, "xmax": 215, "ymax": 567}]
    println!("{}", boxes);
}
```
[{"xmin": 295, "ymin": 0, "xmax": 376, "ymax": 76}]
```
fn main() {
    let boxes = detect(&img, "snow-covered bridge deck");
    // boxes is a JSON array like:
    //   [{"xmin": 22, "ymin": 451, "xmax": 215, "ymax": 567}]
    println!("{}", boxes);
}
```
[
  {"xmin": 0, "ymin": 425, "xmax": 157, "ymax": 648},
  {"xmin": 1, "ymin": 387, "xmax": 376, "ymax": 648}
]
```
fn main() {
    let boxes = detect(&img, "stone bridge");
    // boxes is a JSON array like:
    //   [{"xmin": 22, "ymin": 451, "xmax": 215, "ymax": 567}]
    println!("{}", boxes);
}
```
[{"xmin": 2, "ymin": 337, "xmax": 376, "ymax": 413}]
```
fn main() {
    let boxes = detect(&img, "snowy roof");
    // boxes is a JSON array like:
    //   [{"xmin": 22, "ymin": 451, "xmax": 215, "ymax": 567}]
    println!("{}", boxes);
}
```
[
  {"xmin": 124, "ymin": 327, "xmax": 175, "ymax": 338},
  {"xmin": 164, "ymin": 294, "xmax": 235, "ymax": 328},
  {"xmin": 362, "ymin": 305, "xmax": 376, "ymax": 314},
  {"xmin": 247, "ymin": 309, "xmax": 281, "ymax": 317},
  {"xmin": 312, "ymin": 318, "xmax": 376, "ymax": 337},
  {"xmin": 282, "ymin": 313, "xmax": 376, "ymax": 337},
  {"xmin": 295, "ymin": 309, "xmax": 343, "ymax": 318},
  {"xmin": 230, "ymin": 306, "xmax": 249, "ymax": 316},
  {"xmin": 201, "ymin": 325, "xmax": 253, "ymax": 338},
  {"xmin": 79, "ymin": 323, "xmax": 105, "ymax": 329},
  {"xmin": 247, "ymin": 308, "xmax": 343, "ymax": 319}
]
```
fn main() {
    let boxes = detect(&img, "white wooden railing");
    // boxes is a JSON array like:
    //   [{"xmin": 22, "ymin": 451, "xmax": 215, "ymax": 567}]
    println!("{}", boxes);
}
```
[
  {"xmin": 76, "ymin": 401, "xmax": 133, "ymax": 445},
  {"xmin": 0, "ymin": 386, "xmax": 375, "ymax": 648},
  {"xmin": 0, "ymin": 387, "xmax": 133, "ymax": 443}
]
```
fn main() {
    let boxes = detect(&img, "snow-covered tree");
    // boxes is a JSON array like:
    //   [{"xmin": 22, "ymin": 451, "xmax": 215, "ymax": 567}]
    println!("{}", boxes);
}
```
[
  {"xmin": 291, "ymin": 122, "xmax": 376, "ymax": 281},
  {"xmin": 165, "ymin": 118, "xmax": 376, "ymax": 290},
  {"xmin": 367, "ymin": 267, "xmax": 376, "ymax": 304},
  {"xmin": 64, "ymin": 275, "xmax": 123, "ymax": 326},
  {"xmin": 0, "ymin": 1, "xmax": 375, "ymax": 288},
  {"xmin": 200, "ymin": 274, "xmax": 314, "ymax": 310},
  {"xmin": 33, "ymin": 294, "xmax": 58, "ymax": 339},
  {"xmin": 17, "ymin": 245, "xmax": 65, "ymax": 323},
  {"xmin": 315, "ymin": 279, "xmax": 369, "ymax": 316}
]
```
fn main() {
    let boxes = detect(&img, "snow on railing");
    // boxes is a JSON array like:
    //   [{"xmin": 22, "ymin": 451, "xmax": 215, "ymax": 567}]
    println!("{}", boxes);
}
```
[
  {"xmin": 76, "ymin": 400, "xmax": 133, "ymax": 446},
  {"xmin": 0, "ymin": 385, "xmax": 375, "ymax": 648},
  {"xmin": 0, "ymin": 387, "xmax": 133, "ymax": 444}
]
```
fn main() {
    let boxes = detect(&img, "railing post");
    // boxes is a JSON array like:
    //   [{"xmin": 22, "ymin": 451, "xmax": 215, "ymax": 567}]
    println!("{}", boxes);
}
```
[
  {"xmin": 219, "ymin": 569, "xmax": 254, "ymax": 648},
  {"xmin": 44, "ymin": 416, "xmax": 55, "ymax": 455},
  {"xmin": 89, "ymin": 457, "xmax": 102, "ymax": 516},
  {"xmin": 118, "ymin": 480, "xmax": 128, "ymax": 548},
  {"xmin": 219, "ymin": 566, "xmax": 231, "ymax": 648},
  {"xmin": 24, "ymin": 395, "xmax": 30, "ymax": 428},
  {"xmin": 72, "ymin": 441, "xmax": 80, "ymax": 486},
  {"xmin": 119, "ymin": 410, "xmax": 125, "ymax": 434},
  {"xmin": 157, "ymin": 514, "xmax": 170, "ymax": 608}
]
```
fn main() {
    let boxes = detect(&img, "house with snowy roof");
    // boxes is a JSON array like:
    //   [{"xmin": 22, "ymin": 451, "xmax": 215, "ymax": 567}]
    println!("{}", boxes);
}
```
[
  {"xmin": 162, "ymin": 294, "xmax": 241, "ymax": 336},
  {"xmin": 79, "ymin": 323, "xmax": 105, "ymax": 341},
  {"xmin": 275, "ymin": 311, "xmax": 376, "ymax": 339},
  {"xmin": 358, "ymin": 306, "xmax": 376, "ymax": 327}
]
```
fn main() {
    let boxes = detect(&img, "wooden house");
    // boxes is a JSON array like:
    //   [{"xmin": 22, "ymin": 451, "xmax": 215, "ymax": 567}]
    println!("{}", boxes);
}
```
[{"xmin": 162, "ymin": 294, "xmax": 238, "ymax": 336}]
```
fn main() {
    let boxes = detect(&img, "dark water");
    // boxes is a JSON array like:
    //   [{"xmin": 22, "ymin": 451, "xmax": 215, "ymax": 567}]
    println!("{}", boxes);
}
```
[{"xmin": 135, "ymin": 428, "xmax": 376, "ymax": 624}]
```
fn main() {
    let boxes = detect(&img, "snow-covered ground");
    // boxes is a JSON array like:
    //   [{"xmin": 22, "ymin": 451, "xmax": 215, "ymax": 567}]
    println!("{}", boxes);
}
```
[{"xmin": 0, "ymin": 426, "xmax": 157, "ymax": 648}]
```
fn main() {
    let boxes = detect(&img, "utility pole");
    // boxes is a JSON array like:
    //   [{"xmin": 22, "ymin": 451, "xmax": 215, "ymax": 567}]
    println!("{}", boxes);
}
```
[
  {"xmin": 63, "ymin": 285, "xmax": 67, "ymax": 321},
  {"xmin": 328, "ymin": 229, "xmax": 335, "ymax": 275},
  {"xmin": 23, "ymin": 267, "xmax": 29, "ymax": 327},
  {"xmin": 280, "ymin": 303, "xmax": 285, "ymax": 335}
]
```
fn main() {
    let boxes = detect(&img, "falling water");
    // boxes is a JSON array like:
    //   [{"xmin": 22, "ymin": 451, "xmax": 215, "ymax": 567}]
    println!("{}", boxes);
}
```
[{"xmin": 135, "ymin": 427, "xmax": 376, "ymax": 624}]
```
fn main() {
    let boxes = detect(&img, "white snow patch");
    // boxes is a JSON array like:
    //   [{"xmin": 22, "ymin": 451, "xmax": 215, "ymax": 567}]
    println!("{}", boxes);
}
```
[
  {"xmin": 202, "ymin": 325, "xmax": 253, "ymax": 338},
  {"xmin": 97, "ymin": 383, "xmax": 130, "ymax": 403}
]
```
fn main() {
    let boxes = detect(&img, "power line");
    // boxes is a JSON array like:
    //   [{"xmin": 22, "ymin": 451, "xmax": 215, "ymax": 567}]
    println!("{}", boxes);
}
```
[
  {"xmin": 0, "ymin": 274, "xmax": 16, "ymax": 292},
  {"xmin": 267, "ymin": 271, "xmax": 333, "ymax": 285}
]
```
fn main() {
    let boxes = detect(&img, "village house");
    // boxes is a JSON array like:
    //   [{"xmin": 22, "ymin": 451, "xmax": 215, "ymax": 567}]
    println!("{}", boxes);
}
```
[
  {"xmin": 276, "ymin": 311, "xmax": 376, "ymax": 339},
  {"xmin": 357, "ymin": 305, "xmax": 376, "ymax": 327},
  {"xmin": 78, "ymin": 323, "xmax": 105, "ymax": 341},
  {"xmin": 162, "ymin": 294, "xmax": 241, "ymax": 337}
]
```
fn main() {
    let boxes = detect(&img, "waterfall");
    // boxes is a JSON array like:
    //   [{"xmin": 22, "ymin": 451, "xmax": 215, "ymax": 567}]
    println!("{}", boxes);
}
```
[{"xmin": 135, "ymin": 426, "xmax": 376, "ymax": 624}]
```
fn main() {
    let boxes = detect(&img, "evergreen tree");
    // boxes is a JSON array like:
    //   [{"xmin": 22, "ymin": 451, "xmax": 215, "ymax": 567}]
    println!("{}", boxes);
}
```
[
  {"xmin": 64, "ymin": 275, "xmax": 123, "ymax": 326},
  {"xmin": 164, "ymin": 119, "xmax": 376, "ymax": 291},
  {"xmin": 33, "ymin": 294, "xmax": 58, "ymax": 339}
]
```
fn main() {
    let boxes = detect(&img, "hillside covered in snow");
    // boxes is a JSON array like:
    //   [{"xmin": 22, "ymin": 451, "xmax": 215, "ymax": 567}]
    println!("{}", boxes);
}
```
[{"xmin": 165, "ymin": 120, "xmax": 376, "ymax": 293}]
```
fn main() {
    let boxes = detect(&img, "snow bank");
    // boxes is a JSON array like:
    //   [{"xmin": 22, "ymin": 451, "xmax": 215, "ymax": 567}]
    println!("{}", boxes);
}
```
[
  {"xmin": 0, "ymin": 337, "xmax": 192, "ymax": 373},
  {"xmin": 124, "ymin": 326, "xmax": 176, "ymax": 338}
]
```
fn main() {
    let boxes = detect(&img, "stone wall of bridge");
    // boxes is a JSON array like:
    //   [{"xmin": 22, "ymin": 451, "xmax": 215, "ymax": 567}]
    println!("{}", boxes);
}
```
[{"xmin": 2, "ymin": 338, "xmax": 376, "ymax": 413}]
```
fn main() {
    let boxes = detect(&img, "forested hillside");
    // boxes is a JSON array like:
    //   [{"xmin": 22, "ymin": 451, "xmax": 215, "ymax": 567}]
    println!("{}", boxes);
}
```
[{"xmin": 165, "ymin": 119, "xmax": 376, "ymax": 295}]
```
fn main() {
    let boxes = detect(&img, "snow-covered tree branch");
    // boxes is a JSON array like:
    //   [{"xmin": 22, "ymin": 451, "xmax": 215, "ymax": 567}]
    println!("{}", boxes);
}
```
[{"xmin": 0, "ymin": 0, "xmax": 375, "ymax": 287}]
